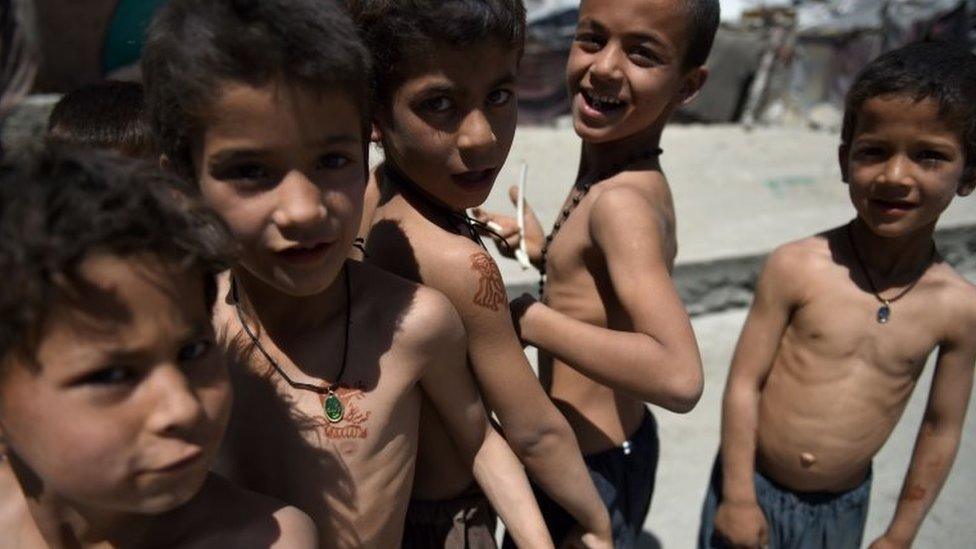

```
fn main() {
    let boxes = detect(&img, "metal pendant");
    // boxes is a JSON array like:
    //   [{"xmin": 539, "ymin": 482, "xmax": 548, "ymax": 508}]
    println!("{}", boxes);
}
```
[
  {"xmin": 877, "ymin": 304, "xmax": 891, "ymax": 324},
  {"xmin": 324, "ymin": 391, "xmax": 344, "ymax": 423}
]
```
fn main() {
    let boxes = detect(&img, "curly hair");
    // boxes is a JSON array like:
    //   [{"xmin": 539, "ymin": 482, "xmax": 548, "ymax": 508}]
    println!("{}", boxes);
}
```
[
  {"xmin": 842, "ymin": 41, "xmax": 976, "ymax": 184},
  {"xmin": 0, "ymin": 146, "xmax": 235, "ymax": 360},
  {"xmin": 345, "ymin": 0, "xmax": 526, "ymax": 114},
  {"xmin": 142, "ymin": 0, "xmax": 372, "ymax": 178},
  {"xmin": 47, "ymin": 80, "xmax": 157, "ymax": 159}
]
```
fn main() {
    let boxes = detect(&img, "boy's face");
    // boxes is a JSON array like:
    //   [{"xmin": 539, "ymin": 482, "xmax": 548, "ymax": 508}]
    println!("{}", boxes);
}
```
[
  {"xmin": 194, "ymin": 81, "xmax": 366, "ymax": 296},
  {"xmin": 0, "ymin": 254, "xmax": 229, "ymax": 515},
  {"xmin": 377, "ymin": 42, "xmax": 520, "ymax": 210},
  {"xmin": 841, "ymin": 95, "xmax": 974, "ymax": 237},
  {"xmin": 567, "ymin": 0, "xmax": 705, "ymax": 144}
]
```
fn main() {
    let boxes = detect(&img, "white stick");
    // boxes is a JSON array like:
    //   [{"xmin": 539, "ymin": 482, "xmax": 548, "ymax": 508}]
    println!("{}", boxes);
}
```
[{"xmin": 515, "ymin": 162, "xmax": 531, "ymax": 270}]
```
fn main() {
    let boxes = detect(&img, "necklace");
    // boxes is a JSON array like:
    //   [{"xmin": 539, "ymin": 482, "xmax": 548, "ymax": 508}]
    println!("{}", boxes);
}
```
[
  {"xmin": 381, "ymin": 164, "xmax": 510, "ymax": 251},
  {"xmin": 231, "ymin": 262, "xmax": 352, "ymax": 423},
  {"xmin": 539, "ymin": 148, "xmax": 663, "ymax": 297},
  {"xmin": 846, "ymin": 222, "xmax": 935, "ymax": 325}
]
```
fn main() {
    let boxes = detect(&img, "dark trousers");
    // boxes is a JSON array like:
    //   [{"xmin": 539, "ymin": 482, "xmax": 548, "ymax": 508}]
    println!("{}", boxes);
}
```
[{"xmin": 504, "ymin": 409, "xmax": 659, "ymax": 548}]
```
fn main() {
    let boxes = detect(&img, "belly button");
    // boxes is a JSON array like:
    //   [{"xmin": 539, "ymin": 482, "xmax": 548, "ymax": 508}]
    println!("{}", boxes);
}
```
[{"xmin": 800, "ymin": 452, "xmax": 817, "ymax": 468}]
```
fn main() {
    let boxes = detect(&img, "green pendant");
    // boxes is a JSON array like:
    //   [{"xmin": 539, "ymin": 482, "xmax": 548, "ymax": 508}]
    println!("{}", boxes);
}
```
[{"xmin": 324, "ymin": 391, "xmax": 344, "ymax": 423}]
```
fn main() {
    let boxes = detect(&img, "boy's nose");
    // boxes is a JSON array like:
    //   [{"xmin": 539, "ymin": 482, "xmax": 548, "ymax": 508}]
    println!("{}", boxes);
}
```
[
  {"xmin": 590, "ymin": 44, "xmax": 624, "ymax": 83},
  {"xmin": 457, "ymin": 109, "xmax": 497, "ymax": 155},
  {"xmin": 147, "ymin": 366, "xmax": 206, "ymax": 436},
  {"xmin": 880, "ymin": 154, "xmax": 914, "ymax": 186},
  {"xmin": 272, "ymin": 170, "xmax": 328, "ymax": 231}
]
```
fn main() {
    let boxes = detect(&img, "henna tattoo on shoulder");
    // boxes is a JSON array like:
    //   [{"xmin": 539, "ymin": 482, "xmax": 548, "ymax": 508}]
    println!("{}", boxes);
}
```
[{"xmin": 470, "ymin": 252, "xmax": 507, "ymax": 311}]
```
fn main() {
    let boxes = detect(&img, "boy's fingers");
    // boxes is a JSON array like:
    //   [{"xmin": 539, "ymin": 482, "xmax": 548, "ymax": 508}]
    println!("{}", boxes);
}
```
[{"xmin": 508, "ymin": 184, "xmax": 520, "ymax": 205}]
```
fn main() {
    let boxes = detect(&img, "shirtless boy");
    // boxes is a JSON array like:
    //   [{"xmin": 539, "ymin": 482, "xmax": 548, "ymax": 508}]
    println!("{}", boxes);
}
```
[
  {"xmin": 142, "ymin": 1, "xmax": 534, "ymax": 546},
  {"xmin": 0, "ymin": 147, "xmax": 316, "ymax": 548},
  {"xmin": 699, "ymin": 42, "xmax": 976, "ymax": 549},
  {"xmin": 347, "ymin": 1, "xmax": 612, "ymax": 547},
  {"xmin": 476, "ymin": 0, "xmax": 716, "ymax": 545}
]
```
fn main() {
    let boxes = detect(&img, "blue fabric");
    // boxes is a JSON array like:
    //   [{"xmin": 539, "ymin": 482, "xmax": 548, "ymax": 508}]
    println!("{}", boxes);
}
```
[
  {"xmin": 102, "ymin": 0, "xmax": 170, "ymax": 73},
  {"xmin": 504, "ymin": 409, "xmax": 659, "ymax": 549},
  {"xmin": 698, "ymin": 456, "xmax": 871, "ymax": 549}
]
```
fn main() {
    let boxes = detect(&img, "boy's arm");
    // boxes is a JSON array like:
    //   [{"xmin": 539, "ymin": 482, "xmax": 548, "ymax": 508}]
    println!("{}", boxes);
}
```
[
  {"xmin": 414, "ymin": 289, "xmax": 553, "ymax": 548},
  {"xmin": 430, "ymin": 247, "xmax": 612, "ymax": 548},
  {"xmin": 871, "ymin": 302, "xmax": 976, "ymax": 548},
  {"xmin": 714, "ymin": 246, "xmax": 800, "ymax": 547},
  {"xmin": 516, "ymin": 186, "xmax": 702, "ymax": 412}
]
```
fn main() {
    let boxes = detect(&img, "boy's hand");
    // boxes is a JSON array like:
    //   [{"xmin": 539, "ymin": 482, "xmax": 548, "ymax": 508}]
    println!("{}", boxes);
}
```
[
  {"xmin": 470, "ymin": 185, "xmax": 545, "ymax": 266},
  {"xmin": 560, "ymin": 524, "xmax": 614, "ymax": 549},
  {"xmin": 509, "ymin": 293, "xmax": 539, "ymax": 343},
  {"xmin": 868, "ymin": 535, "xmax": 910, "ymax": 549},
  {"xmin": 714, "ymin": 500, "xmax": 768, "ymax": 548}
]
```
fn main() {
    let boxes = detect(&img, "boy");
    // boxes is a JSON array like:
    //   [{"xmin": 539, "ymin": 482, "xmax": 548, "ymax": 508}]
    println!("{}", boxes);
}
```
[
  {"xmin": 699, "ymin": 41, "xmax": 976, "ymax": 549},
  {"xmin": 46, "ymin": 80, "xmax": 157, "ymax": 159},
  {"xmin": 348, "ymin": 1, "xmax": 614, "ymax": 547},
  {"xmin": 477, "ymin": 0, "xmax": 717, "ymax": 545},
  {"xmin": 142, "ymin": 1, "xmax": 545, "ymax": 546},
  {"xmin": 0, "ymin": 147, "xmax": 316, "ymax": 547}
]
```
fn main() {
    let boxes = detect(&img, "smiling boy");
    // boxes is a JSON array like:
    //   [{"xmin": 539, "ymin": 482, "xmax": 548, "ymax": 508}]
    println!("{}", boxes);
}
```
[
  {"xmin": 476, "ymin": 0, "xmax": 717, "ymax": 545},
  {"xmin": 699, "ymin": 42, "xmax": 976, "ymax": 549},
  {"xmin": 0, "ymin": 148, "xmax": 316, "ymax": 548},
  {"xmin": 142, "ymin": 1, "xmax": 525, "ymax": 547}
]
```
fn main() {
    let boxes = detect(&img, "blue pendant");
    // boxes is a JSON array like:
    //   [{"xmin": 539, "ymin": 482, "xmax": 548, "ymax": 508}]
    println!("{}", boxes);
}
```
[{"xmin": 877, "ymin": 305, "xmax": 891, "ymax": 324}]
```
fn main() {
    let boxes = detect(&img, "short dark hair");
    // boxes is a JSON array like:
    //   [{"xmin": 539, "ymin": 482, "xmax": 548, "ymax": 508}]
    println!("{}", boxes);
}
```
[
  {"xmin": 345, "ymin": 0, "xmax": 526, "ymax": 113},
  {"xmin": 142, "ymin": 0, "xmax": 372, "ymax": 177},
  {"xmin": 0, "ymin": 146, "xmax": 235, "ymax": 362},
  {"xmin": 842, "ymin": 41, "xmax": 976, "ymax": 183},
  {"xmin": 47, "ymin": 81, "xmax": 157, "ymax": 159},
  {"xmin": 681, "ymin": 0, "xmax": 720, "ymax": 69}
]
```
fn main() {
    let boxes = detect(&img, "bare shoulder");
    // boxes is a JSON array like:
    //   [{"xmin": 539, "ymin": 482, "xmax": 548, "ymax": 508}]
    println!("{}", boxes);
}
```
[
  {"xmin": 418, "ymin": 236, "xmax": 509, "ymax": 315},
  {"xmin": 589, "ymin": 170, "xmax": 667, "ymax": 221},
  {"xmin": 185, "ymin": 474, "xmax": 317, "ymax": 548},
  {"xmin": 765, "ymin": 232, "xmax": 835, "ymax": 277},
  {"xmin": 928, "ymin": 263, "xmax": 976, "ymax": 338}
]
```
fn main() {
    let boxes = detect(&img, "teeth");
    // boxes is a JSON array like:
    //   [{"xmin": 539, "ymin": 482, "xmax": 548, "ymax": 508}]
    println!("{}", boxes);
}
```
[{"xmin": 585, "ymin": 90, "xmax": 623, "ymax": 110}]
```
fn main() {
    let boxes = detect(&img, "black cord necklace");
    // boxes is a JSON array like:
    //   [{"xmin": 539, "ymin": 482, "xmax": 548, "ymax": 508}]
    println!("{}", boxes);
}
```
[
  {"xmin": 539, "ymin": 147, "xmax": 663, "ymax": 297},
  {"xmin": 381, "ymin": 164, "xmax": 511, "ymax": 252},
  {"xmin": 231, "ymin": 262, "xmax": 352, "ymax": 423},
  {"xmin": 846, "ymin": 222, "xmax": 935, "ymax": 325}
]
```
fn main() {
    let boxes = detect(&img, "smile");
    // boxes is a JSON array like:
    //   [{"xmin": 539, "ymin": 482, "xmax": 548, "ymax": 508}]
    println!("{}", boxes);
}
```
[
  {"xmin": 582, "ymin": 89, "xmax": 626, "ymax": 113},
  {"xmin": 451, "ymin": 168, "xmax": 497, "ymax": 189}
]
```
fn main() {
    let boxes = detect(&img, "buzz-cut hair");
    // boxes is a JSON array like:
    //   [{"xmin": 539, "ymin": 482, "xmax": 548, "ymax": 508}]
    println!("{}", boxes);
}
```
[
  {"xmin": 842, "ymin": 41, "xmax": 976, "ymax": 183},
  {"xmin": 681, "ymin": 0, "xmax": 721, "ymax": 69},
  {"xmin": 47, "ymin": 80, "xmax": 157, "ymax": 159}
]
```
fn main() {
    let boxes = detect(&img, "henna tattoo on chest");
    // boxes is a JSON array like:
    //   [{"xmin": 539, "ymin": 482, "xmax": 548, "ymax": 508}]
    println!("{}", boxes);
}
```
[
  {"xmin": 470, "ymin": 252, "xmax": 507, "ymax": 311},
  {"xmin": 318, "ymin": 385, "xmax": 371, "ymax": 440}
]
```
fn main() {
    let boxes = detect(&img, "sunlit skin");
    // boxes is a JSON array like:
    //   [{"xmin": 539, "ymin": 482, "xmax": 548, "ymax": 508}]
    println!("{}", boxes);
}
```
[
  {"xmin": 0, "ymin": 254, "xmax": 315, "ymax": 548},
  {"xmin": 715, "ymin": 96, "xmax": 976, "ymax": 548},
  {"xmin": 196, "ymin": 79, "xmax": 507, "ymax": 548},
  {"xmin": 477, "ymin": 0, "xmax": 705, "ymax": 455},
  {"xmin": 361, "ymin": 42, "xmax": 613, "ymax": 547}
]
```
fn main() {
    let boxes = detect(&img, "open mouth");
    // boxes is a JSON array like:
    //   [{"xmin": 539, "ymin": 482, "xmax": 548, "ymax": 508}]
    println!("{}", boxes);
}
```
[
  {"xmin": 452, "ymin": 168, "xmax": 497, "ymax": 188},
  {"xmin": 581, "ymin": 89, "xmax": 626, "ymax": 114},
  {"xmin": 871, "ymin": 198, "xmax": 916, "ymax": 212},
  {"xmin": 276, "ymin": 241, "xmax": 331, "ymax": 264}
]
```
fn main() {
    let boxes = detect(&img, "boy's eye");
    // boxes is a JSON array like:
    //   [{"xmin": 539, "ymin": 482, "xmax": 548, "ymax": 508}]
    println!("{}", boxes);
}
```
[
  {"xmin": 916, "ymin": 150, "xmax": 950, "ymax": 163},
  {"xmin": 422, "ymin": 96, "xmax": 455, "ymax": 114},
  {"xmin": 486, "ymin": 89, "xmax": 514, "ymax": 107},
  {"xmin": 217, "ymin": 163, "xmax": 274, "ymax": 185},
  {"xmin": 317, "ymin": 153, "xmax": 351, "ymax": 170},
  {"xmin": 575, "ymin": 32, "xmax": 603, "ymax": 51},
  {"xmin": 854, "ymin": 146, "xmax": 885, "ymax": 159},
  {"xmin": 629, "ymin": 47, "xmax": 660, "ymax": 67},
  {"xmin": 80, "ymin": 366, "xmax": 138, "ymax": 386},
  {"xmin": 178, "ymin": 339, "xmax": 213, "ymax": 363}
]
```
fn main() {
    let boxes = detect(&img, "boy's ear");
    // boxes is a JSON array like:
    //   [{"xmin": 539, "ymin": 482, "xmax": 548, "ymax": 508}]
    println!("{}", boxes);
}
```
[
  {"xmin": 370, "ymin": 122, "xmax": 383, "ymax": 143},
  {"xmin": 677, "ymin": 67, "xmax": 708, "ymax": 107},
  {"xmin": 838, "ymin": 144, "xmax": 850, "ymax": 184},
  {"xmin": 159, "ymin": 154, "xmax": 173, "ymax": 172},
  {"xmin": 958, "ymin": 167, "xmax": 976, "ymax": 197}
]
